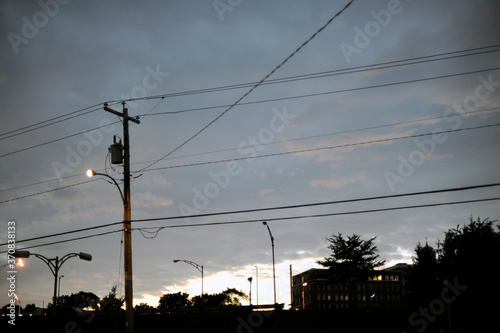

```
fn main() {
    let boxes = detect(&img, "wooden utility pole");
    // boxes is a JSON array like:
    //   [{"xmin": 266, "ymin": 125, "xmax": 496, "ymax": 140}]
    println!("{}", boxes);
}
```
[{"xmin": 104, "ymin": 102, "xmax": 140, "ymax": 333}]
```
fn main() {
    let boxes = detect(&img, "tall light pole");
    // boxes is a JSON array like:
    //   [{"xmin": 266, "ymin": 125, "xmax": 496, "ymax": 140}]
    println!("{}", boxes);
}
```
[
  {"xmin": 14, "ymin": 293, "xmax": 20, "ymax": 316},
  {"xmin": 302, "ymin": 282, "xmax": 308, "ymax": 310},
  {"xmin": 173, "ymin": 260, "xmax": 204, "ymax": 300},
  {"xmin": 247, "ymin": 276, "xmax": 253, "ymax": 306},
  {"xmin": 262, "ymin": 221, "xmax": 276, "ymax": 305},
  {"xmin": 255, "ymin": 266, "xmax": 258, "ymax": 306},
  {"xmin": 88, "ymin": 101, "xmax": 139, "ymax": 333},
  {"xmin": 14, "ymin": 250, "xmax": 91, "ymax": 313}
]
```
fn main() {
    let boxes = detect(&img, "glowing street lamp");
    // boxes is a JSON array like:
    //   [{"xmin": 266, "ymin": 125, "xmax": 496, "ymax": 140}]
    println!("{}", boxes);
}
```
[
  {"xmin": 86, "ymin": 169, "xmax": 124, "ymax": 203},
  {"xmin": 302, "ymin": 282, "xmax": 308, "ymax": 310},
  {"xmin": 14, "ymin": 250, "xmax": 92, "ymax": 313},
  {"xmin": 0, "ymin": 259, "xmax": 23, "ymax": 271}
]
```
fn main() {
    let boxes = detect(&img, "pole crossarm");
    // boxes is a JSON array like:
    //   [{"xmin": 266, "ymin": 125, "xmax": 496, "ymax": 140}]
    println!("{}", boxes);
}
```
[{"xmin": 104, "ymin": 103, "xmax": 141, "ymax": 124}]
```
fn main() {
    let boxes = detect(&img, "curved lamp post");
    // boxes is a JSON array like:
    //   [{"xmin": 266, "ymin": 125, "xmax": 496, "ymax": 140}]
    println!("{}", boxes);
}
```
[
  {"xmin": 14, "ymin": 250, "xmax": 91, "ymax": 313},
  {"xmin": 87, "ymin": 168, "xmax": 134, "ymax": 329},
  {"xmin": 86, "ymin": 170, "xmax": 125, "ymax": 203},
  {"xmin": 262, "ymin": 221, "xmax": 276, "ymax": 305},
  {"xmin": 173, "ymin": 260, "xmax": 204, "ymax": 298}
]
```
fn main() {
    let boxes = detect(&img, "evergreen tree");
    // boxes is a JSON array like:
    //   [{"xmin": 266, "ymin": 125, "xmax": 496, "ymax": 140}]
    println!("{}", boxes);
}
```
[{"xmin": 317, "ymin": 233, "xmax": 385, "ymax": 307}]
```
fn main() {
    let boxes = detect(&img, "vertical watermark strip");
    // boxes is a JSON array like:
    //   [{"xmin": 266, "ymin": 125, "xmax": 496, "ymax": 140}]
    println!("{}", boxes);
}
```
[{"xmin": 6, "ymin": 220, "xmax": 18, "ymax": 325}]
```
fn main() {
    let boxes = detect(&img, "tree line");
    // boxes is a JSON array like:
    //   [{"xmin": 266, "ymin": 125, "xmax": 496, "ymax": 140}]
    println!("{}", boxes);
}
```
[{"xmin": 317, "ymin": 216, "xmax": 500, "ymax": 305}]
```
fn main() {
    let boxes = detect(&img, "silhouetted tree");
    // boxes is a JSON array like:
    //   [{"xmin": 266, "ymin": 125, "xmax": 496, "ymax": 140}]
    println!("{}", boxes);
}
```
[
  {"xmin": 407, "ymin": 241, "xmax": 440, "ymax": 302},
  {"xmin": 24, "ymin": 304, "xmax": 36, "ymax": 313},
  {"xmin": 317, "ymin": 233, "xmax": 385, "ymax": 307},
  {"xmin": 100, "ymin": 285, "xmax": 124, "ymax": 312},
  {"xmin": 134, "ymin": 303, "xmax": 155, "ymax": 311},
  {"xmin": 437, "ymin": 216, "xmax": 500, "ymax": 301},
  {"xmin": 48, "ymin": 291, "xmax": 99, "ymax": 311},
  {"xmin": 191, "ymin": 288, "xmax": 248, "ymax": 307},
  {"xmin": 158, "ymin": 292, "xmax": 190, "ymax": 309}
]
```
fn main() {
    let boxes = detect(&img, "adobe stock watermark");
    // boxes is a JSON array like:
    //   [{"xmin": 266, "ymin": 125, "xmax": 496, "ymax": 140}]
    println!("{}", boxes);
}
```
[
  {"xmin": 384, "ymin": 73, "xmax": 499, "ymax": 192},
  {"xmin": 340, "ymin": 0, "xmax": 408, "ymax": 64},
  {"xmin": 236, "ymin": 309, "xmax": 273, "ymax": 333},
  {"xmin": 178, "ymin": 106, "xmax": 295, "ymax": 219},
  {"xmin": 401, "ymin": 277, "xmax": 467, "ymax": 333},
  {"xmin": 213, "ymin": 0, "xmax": 243, "ymax": 22},
  {"xmin": 7, "ymin": 0, "xmax": 71, "ymax": 54},
  {"xmin": 51, "ymin": 64, "xmax": 168, "ymax": 180},
  {"xmin": 6, "ymin": 220, "xmax": 18, "ymax": 326}
]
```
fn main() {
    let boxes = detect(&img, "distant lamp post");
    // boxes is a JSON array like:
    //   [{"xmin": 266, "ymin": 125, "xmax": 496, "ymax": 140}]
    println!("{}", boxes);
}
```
[
  {"xmin": 248, "ymin": 276, "xmax": 253, "ymax": 306},
  {"xmin": 255, "ymin": 266, "xmax": 258, "ymax": 306},
  {"xmin": 58, "ymin": 275, "xmax": 64, "ymax": 297},
  {"xmin": 262, "ymin": 221, "xmax": 277, "ymax": 304},
  {"xmin": 13, "ymin": 293, "xmax": 21, "ymax": 316},
  {"xmin": 173, "ymin": 260, "xmax": 204, "ymax": 299},
  {"xmin": 14, "ymin": 250, "xmax": 92, "ymax": 313},
  {"xmin": 302, "ymin": 282, "xmax": 308, "ymax": 310}
]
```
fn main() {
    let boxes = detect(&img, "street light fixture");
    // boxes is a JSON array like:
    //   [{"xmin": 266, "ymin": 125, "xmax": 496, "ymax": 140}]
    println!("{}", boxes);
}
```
[
  {"xmin": 302, "ymin": 282, "xmax": 308, "ymax": 310},
  {"xmin": 58, "ymin": 275, "xmax": 64, "ymax": 298},
  {"xmin": 0, "ymin": 258, "xmax": 23, "ymax": 271},
  {"xmin": 86, "ymin": 170, "xmax": 125, "ymax": 203},
  {"xmin": 255, "ymin": 266, "xmax": 258, "ymax": 306},
  {"xmin": 173, "ymin": 260, "xmax": 204, "ymax": 300},
  {"xmin": 247, "ymin": 276, "xmax": 253, "ymax": 306},
  {"xmin": 262, "ymin": 221, "xmax": 277, "ymax": 305},
  {"xmin": 14, "ymin": 293, "xmax": 20, "ymax": 316},
  {"xmin": 14, "ymin": 250, "xmax": 92, "ymax": 313}
]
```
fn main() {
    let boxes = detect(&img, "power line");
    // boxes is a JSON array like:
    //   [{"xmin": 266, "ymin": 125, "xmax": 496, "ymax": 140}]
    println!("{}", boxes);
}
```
[
  {"xmin": 3, "ymin": 182, "xmax": 498, "ymax": 249},
  {"xmin": 2, "ymin": 45, "xmax": 498, "ymax": 151},
  {"xmin": 0, "ymin": 229, "xmax": 123, "ymax": 253},
  {"xmin": 135, "ymin": 66, "xmax": 500, "ymax": 116},
  {"xmin": 1, "ymin": 106, "xmax": 497, "ymax": 196},
  {"xmin": 0, "ymin": 105, "xmax": 103, "ymax": 141},
  {"xmin": 0, "ymin": 178, "xmax": 99, "ymax": 204},
  {"xmin": 134, "ymin": 0, "xmax": 357, "ymax": 174},
  {"xmin": 3, "ymin": 195, "xmax": 499, "ymax": 252},
  {"xmin": 139, "ymin": 122, "xmax": 500, "ymax": 172},
  {"xmin": 134, "ymin": 45, "xmax": 500, "ymax": 111},
  {"xmin": 0, "ymin": 102, "xmax": 123, "ymax": 142},
  {"xmin": 128, "ymin": 182, "xmax": 500, "ymax": 224},
  {"xmin": 134, "ymin": 197, "xmax": 500, "ymax": 233},
  {"xmin": 3, "ymin": 64, "xmax": 498, "ymax": 160},
  {"xmin": 1, "ymin": 118, "xmax": 499, "ymax": 204},
  {"xmin": 0, "ymin": 119, "xmax": 121, "ymax": 159}
]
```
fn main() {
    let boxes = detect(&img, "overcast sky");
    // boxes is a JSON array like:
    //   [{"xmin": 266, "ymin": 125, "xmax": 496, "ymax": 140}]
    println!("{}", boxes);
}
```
[{"xmin": 1, "ymin": 0, "xmax": 499, "ymax": 309}]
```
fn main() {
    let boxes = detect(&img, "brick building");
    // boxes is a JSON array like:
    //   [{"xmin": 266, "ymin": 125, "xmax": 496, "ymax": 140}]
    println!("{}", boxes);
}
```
[{"xmin": 291, "ymin": 263, "xmax": 409, "ymax": 310}]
